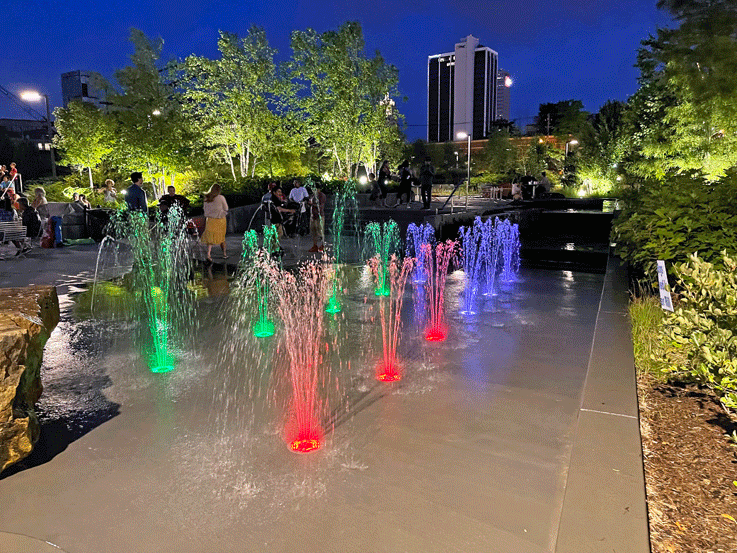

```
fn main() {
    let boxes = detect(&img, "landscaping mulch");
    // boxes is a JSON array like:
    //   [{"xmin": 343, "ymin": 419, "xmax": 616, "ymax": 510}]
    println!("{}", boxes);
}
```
[{"xmin": 638, "ymin": 373, "xmax": 737, "ymax": 553}]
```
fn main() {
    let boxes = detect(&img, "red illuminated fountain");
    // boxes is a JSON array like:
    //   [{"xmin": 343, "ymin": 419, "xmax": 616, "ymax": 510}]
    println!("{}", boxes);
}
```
[
  {"xmin": 370, "ymin": 255, "xmax": 414, "ymax": 382},
  {"xmin": 271, "ymin": 262, "xmax": 331, "ymax": 453},
  {"xmin": 422, "ymin": 240, "xmax": 457, "ymax": 342}
]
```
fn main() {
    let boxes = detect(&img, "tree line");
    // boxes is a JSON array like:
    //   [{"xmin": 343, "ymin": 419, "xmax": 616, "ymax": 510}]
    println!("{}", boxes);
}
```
[{"xmin": 53, "ymin": 22, "xmax": 405, "ymax": 197}]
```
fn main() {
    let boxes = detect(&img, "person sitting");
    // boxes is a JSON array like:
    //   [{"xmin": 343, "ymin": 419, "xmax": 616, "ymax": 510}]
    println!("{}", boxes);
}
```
[
  {"xmin": 520, "ymin": 173, "xmax": 536, "ymax": 200},
  {"xmin": 12, "ymin": 197, "xmax": 41, "ymax": 255},
  {"xmin": 159, "ymin": 185, "xmax": 190, "ymax": 216},
  {"xmin": 78, "ymin": 194, "xmax": 92, "ymax": 209},
  {"xmin": 32, "ymin": 187, "xmax": 49, "ymax": 219},
  {"xmin": 536, "ymin": 171, "xmax": 552, "ymax": 197}
]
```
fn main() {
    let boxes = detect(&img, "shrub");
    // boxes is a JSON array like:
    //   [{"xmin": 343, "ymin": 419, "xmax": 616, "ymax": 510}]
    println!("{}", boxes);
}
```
[
  {"xmin": 660, "ymin": 252, "xmax": 737, "ymax": 410},
  {"xmin": 612, "ymin": 172, "xmax": 737, "ymax": 282}
]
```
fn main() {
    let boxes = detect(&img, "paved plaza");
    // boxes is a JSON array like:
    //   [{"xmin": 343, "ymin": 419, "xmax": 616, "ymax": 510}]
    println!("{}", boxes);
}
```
[{"xmin": 0, "ymin": 238, "xmax": 646, "ymax": 553}]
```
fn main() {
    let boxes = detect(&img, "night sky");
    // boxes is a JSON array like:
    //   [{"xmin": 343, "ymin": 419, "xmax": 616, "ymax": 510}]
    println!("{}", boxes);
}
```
[{"xmin": 2, "ymin": 0, "xmax": 670, "ymax": 140}]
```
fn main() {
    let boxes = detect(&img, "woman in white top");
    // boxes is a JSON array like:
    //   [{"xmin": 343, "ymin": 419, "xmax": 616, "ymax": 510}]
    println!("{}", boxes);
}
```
[{"xmin": 200, "ymin": 184, "xmax": 229, "ymax": 262}]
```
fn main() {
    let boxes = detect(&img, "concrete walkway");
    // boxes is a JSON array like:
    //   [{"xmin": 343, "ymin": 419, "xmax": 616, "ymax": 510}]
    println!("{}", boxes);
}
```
[{"xmin": 0, "ymin": 243, "xmax": 648, "ymax": 552}]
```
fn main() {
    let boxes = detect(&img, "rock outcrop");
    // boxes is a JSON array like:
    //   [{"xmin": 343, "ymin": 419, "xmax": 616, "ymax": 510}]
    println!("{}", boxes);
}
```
[{"xmin": 0, "ymin": 286, "xmax": 59, "ymax": 472}]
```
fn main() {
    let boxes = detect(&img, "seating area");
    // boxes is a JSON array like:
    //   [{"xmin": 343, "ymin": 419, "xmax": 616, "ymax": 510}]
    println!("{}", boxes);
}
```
[{"xmin": 0, "ymin": 220, "xmax": 30, "ymax": 259}]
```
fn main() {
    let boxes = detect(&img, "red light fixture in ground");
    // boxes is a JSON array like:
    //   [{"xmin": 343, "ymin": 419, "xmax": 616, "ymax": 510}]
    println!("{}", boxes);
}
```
[
  {"xmin": 424, "ymin": 327, "xmax": 447, "ymax": 342},
  {"xmin": 376, "ymin": 362, "xmax": 402, "ymax": 382},
  {"xmin": 289, "ymin": 438, "xmax": 321, "ymax": 453}
]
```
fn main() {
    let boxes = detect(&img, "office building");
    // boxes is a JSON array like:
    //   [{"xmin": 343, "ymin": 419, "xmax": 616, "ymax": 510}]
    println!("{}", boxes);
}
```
[
  {"xmin": 61, "ymin": 70, "xmax": 104, "ymax": 108},
  {"xmin": 427, "ymin": 35, "xmax": 498, "ymax": 142},
  {"xmin": 495, "ymin": 69, "xmax": 512, "ymax": 121}
]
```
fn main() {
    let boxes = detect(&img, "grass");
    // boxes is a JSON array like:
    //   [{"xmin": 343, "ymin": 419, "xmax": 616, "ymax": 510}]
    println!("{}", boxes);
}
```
[{"xmin": 629, "ymin": 294, "xmax": 668, "ymax": 376}]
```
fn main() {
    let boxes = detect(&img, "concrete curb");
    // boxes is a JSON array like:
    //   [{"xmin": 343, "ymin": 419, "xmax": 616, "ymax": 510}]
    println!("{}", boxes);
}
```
[{"xmin": 555, "ymin": 255, "xmax": 650, "ymax": 552}]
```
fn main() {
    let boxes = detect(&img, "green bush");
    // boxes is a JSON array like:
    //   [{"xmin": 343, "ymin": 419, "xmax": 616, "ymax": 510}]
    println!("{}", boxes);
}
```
[
  {"xmin": 612, "ymin": 172, "xmax": 737, "ymax": 281},
  {"xmin": 660, "ymin": 252, "xmax": 737, "ymax": 410}
]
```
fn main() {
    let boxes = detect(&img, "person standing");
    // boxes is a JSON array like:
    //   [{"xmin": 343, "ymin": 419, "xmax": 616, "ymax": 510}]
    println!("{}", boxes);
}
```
[
  {"xmin": 201, "ymin": 184, "xmax": 228, "ymax": 263},
  {"xmin": 419, "ymin": 156, "xmax": 435, "ymax": 209},
  {"xmin": 125, "ymin": 172, "xmax": 148, "ymax": 212},
  {"xmin": 394, "ymin": 160, "xmax": 412, "ymax": 207},
  {"xmin": 377, "ymin": 160, "xmax": 391, "ymax": 207},
  {"xmin": 102, "ymin": 179, "xmax": 117, "ymax": 203},
  {"xmin": 307, "ymin": 183, "xmax": 326, "ymax": 253},
  {"xmin": 288, "ymin": 179, "xmax": 309, "ymax": 204}
]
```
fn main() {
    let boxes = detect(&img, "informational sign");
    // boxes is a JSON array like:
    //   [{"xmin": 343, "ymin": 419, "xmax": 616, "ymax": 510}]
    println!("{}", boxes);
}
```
[{"xmin": 656, "ymin": 260, "xmax": 674, "ymax": 312}]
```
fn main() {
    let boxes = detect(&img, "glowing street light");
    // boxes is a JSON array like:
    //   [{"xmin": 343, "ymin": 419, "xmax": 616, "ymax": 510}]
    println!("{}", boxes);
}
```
[
  {"xmin": 457, "ymin": 131, "xmax": 471, "ymax": 210},
  {"xmin": 21, "ymin": 90, "xmax": 56, "ymax": 177},
  {"xmin": 565, "ymin": 138, "xmax": 579, "ymax": 158},
  {"xmin": 152, "ymin": 109, "xmax": 161, "ymax": 116}
]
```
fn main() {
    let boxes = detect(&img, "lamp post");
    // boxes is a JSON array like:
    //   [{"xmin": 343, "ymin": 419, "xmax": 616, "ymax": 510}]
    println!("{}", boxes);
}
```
[
  {"xmin": 565, "ymin": 138, "xmax": 578, "ymax": 158},
  {"xmin": 456, "ymin": 131, "xmax": 471, "ymax": 210},
  {"xmin": 20, "ymin": 90, "xmax": 56, "ymax": 178}
]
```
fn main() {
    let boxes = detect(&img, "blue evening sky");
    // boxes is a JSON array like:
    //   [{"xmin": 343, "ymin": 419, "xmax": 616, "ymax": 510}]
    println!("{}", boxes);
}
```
[{"xmin": 1, "ymin": 0, "xmax": 671, "ymax": 139}]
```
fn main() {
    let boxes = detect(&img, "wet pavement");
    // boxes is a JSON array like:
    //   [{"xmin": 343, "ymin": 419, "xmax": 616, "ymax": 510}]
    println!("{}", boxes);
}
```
[{"xmin": 0, "ymin": 236, "xmax": 619, "ymax": 553}]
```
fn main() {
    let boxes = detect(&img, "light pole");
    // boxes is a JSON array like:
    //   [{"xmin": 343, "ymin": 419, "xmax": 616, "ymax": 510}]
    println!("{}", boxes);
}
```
[
  {"xmin": 456, "ymin": 131, "xmax": 471, "ymax": 210},
  {"xmin": 21, "ymin": 90, "xmax": 56, "ymax": 178},
  {"xmin": 565, "ymin": 138, "xmax": 578, "ymax": 158}
]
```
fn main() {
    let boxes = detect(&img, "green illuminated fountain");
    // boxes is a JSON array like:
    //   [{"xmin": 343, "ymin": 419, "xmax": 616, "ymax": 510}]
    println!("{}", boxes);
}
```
[
  {"xmin": 326, "ymin": 180, "xmax": 359, "ymax": 313},
  {"xmin": 104, "ymin": 205, "xmax": 195, "ymax": 373},
  {"xmin": 239, "ymin": 226, "xmax": 280, "ymax": 338},
  {"xmin": 365, "ymin": 220, "xmax": 401, "ymax": 296}
]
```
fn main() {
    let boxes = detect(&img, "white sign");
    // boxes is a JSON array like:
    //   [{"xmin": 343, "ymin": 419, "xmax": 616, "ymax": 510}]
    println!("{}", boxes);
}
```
[{"xmin": 656, "ymin": 260, "xmax": 674, "ymax": 312}]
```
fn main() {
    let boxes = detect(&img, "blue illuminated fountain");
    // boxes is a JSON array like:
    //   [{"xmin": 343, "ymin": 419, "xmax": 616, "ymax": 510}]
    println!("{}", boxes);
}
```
[
  {"xmin": 459, "ymin": 220, "xmax": 483, "ymax": 315},
  {"xmin": 406, "ymin": 223, "xmax": 435, "ymax": 284},
  {"xmin": 459, "ymin": 216, "xmax": 521, "ymax": 314}
]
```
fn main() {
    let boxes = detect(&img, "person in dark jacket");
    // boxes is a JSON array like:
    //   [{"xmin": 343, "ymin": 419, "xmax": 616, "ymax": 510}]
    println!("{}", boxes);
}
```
[
  {"xmin": 13, "ymin": 197, "xmax": 40, "ymax": 255},
  {"xmin": 125, "ymin": 172, "xmax": 148, "ymax": 212},
  {"xmin": 419, "ymin": 156, "xmax": 435, "ymax": 209},
  {"xmin": 394, "ymin": 160, "xmax": 412, "ymax": 207}
]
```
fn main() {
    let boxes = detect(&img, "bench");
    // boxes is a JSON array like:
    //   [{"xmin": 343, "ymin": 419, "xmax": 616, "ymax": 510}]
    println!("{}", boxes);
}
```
[{"xmin": 0, "ymin": 220, "xmax": 29, "ymax": 259}]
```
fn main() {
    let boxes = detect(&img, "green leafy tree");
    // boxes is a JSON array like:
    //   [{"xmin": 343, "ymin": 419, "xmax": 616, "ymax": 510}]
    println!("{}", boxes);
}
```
[
  {"xmin": 53, "ymin": 101, "xmax": 115, "ymax": 189},
  {"xmin": 184, "ymin": 27, "xmax": 299, "ymax": 180},
  {"xmin": 290, "ymin": 21, "xmax": 404, "ymax": 178},
  {"xmin": 631, "ymin": 0, "xmax": 737, "ymax": 180},
  {"xmin": 101, "ymin": 29, "xmax": 196, "ymax": 198},
  {"xmin": 577, "ymin": 100, "xmax": 626, "ymax": 192},
  {"xmin": 535, "ymin": 100, "xmax": 589, "ymax": 136}
]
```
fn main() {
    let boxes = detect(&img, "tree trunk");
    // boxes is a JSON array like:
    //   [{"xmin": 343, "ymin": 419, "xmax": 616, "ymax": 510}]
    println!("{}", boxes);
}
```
[
  {"xmin": 88, "ymin": 166, "xmax": 94, "ymax": 189},
  {"xmin": 245, "ymin": 140, "xmax": 251, "ymax": 178},
  {"xmin": 332, "ymin": 145, "xmax": 342, "ymax": 177},
  {"xmin": 239, "ymin": 142, "xmax": 247, "ymax": 178},
  {"xmin": 225, "ymin": 145, "xmax": 236, "ymax": 181}
]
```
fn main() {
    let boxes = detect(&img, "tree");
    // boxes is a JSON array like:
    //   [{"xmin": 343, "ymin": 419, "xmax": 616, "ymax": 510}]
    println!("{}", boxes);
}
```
[
  {"xmin": 290, "ymin": 21, "xmax": 404, "ymax": 178},
  {"xmin": 184, "ymin": 27, "xmax": 299, "ymax": 180},
  {"xmin": 577, "ymin": 100, "xmax": 627, "ymax": 192},
  {"xmin": 101, "ymin": 29, "xmax": 196, "ymax": 198},
  {"xmin": 53, "ymin": 101, "xmax": 115, "ymax": 188},
  {"xmin": 631, "ymin": 0, "xmax": 737, "ymax": 180},
  {"xmin": 535, "ymin": 100, "xmax": 589, "ymax": 136}
]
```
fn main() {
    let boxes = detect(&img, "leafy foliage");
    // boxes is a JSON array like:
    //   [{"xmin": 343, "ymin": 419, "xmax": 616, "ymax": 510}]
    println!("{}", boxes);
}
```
[
  {"xmin": 612, "ymin": 172, "xmax": 737, "ymax": 279},
  {"xmin": 631, "ymin": 0, "xmax": 737, "ymax": 181},
  {"xmin": 660, "ymin": 252, "xmax": 737, "ymax": 410}
]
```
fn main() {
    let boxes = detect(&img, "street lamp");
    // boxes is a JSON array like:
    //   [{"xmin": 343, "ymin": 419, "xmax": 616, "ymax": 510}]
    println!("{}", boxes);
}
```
[
  {"xmin": 565, "ymin": 138, "xmax": 579, "ymax": 158},
  {"xmin": 456, "ymin": 131, "xmax": 471, "ymax": 210},
  {"xmin": 20, "ymin": 90, "xmax": 56, "ymax": 178}
]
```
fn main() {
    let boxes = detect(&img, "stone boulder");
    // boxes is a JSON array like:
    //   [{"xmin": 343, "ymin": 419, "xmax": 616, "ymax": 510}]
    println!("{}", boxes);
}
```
[{"xmin": 0, "ymin": 286, "xmax": 59, "ymax": 472}]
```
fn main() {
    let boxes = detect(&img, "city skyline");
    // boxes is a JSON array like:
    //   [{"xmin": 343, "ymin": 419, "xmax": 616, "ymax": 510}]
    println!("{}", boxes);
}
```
[{"xmin": 1, "ymin": 0, "xmax": 671, "ymax": 140}]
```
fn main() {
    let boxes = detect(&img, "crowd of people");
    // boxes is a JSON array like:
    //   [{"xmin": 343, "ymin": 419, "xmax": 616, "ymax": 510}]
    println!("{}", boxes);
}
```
[{"xmin": 368, "ymin": 157, "xmax": 436, "ymax": 210}]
